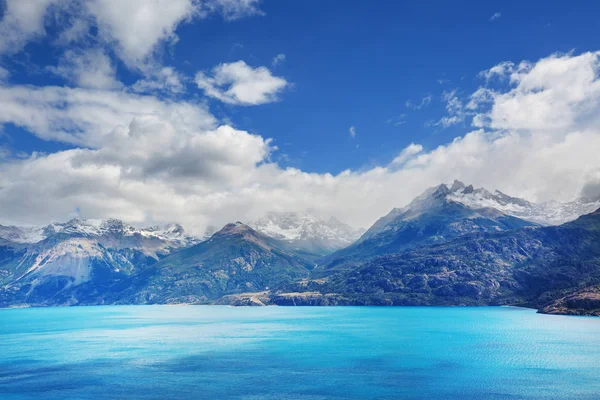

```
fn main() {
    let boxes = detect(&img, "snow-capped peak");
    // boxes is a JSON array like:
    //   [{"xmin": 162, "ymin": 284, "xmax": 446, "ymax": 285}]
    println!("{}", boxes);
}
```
[
  {"xmin": 0, "ymin": 218, "xmax": 200, "ymax": 247},
  {"xmin": 443, "ymin": 180, "xmax": 600, "ymax": 226},
  {"xmin": 249, "ymin": 211, "xmax": 364, "ymax": 247}
]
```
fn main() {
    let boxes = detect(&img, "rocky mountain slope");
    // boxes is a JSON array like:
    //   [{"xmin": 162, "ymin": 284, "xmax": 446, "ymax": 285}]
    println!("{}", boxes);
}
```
[
  {"xmin": 319, "ymin": 182, "xmax": 537, "ymax": 271},
  {"xmin": 0, "ymin": 222, "xmax": 313, "ymax": 307},
  {"xmin": 245, "ymin": 208, "xmax": 600, "ymax": 314},
  {"xmin": 1, "ymin": 184, "xmax": 599, "ymax": 316},
  {"xmin": 91, "ymin": 222, "xmax": 313, "ymax": 305},
  {"xmin": 0, "ymin": 218, "xmax": 201, "ymax": 307}
]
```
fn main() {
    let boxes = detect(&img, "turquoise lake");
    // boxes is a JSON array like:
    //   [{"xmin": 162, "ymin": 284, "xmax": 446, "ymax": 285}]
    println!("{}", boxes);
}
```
[{"xmin": 1, "ymin": 306, "xmax": 599, "ymax": 399}]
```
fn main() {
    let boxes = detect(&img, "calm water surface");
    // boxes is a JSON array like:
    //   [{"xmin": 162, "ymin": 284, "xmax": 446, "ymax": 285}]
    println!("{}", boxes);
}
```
[{"xmin": 1, "ymin": 306, "xmax": 599, "ymax": 399}]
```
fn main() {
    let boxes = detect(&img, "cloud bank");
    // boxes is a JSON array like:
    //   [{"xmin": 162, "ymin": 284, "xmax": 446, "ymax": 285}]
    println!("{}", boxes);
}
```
[{"xmin": 0, "ymin": 1, "xmax": 599, "ymax": 234}]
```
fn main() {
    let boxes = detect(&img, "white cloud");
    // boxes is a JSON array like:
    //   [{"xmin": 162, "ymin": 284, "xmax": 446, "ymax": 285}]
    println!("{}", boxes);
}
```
[
  {"xmin": 0, "ymin": 0, "xmax": 60, "ymax": 54},
  {"xmin": 436, "ymin": 89, "xmax": 466, "ymax": 127},
  {"xmin": 54, "ymin": 17, "xmax": 91, "ymax": 46},
  {"xmin": 490, "ymin": 12, "xmax": 501, "ymax": 22},
  {"xmin": 0, "ymin": 65, "xmax": 9, "ymax": 81},
  {"xmin": 466, "ymin": 88, "xmax": 495, "ymax": 110},
  {"xmin": 392, "ymin": 143, "xmax": 423, "ymax": 165},
  {"xmin": 405, "ymin": 94, "xmax": 432, "ymax": 110},
  {"xmin": 200, "ymin": 0, "xmax": 264, "ymax": 21},
  {"xmin": 0, "ymin": 84, "xmax": 216, "ymax": 147},
  {"xmin": 74, "ymin": 119, "xmax": 272, "ymax": 187},
  {"xmin": 349, "ymin": 126, "xmax": 356, "ymax": 138},
  {"xmin": 474, "ymin": 51, "xmax": 600, "ymax": 133},
  {"xmin": 0, "ymin": 0, "xmax": 264, "ymax": 69},
  {"xmin": 1, "ymin": 50, "xmax": 600, "ymax": 235},
  {"xmin": 85, "ymin": 0, "xmax": 197, "ymax": 68},
  {"xmin": 195, "ymin": 60, "xmax": 289, "ymax": 105},
  {"xmin": 47, "ymin": 48, "xmax": 122, "ymax": 90},
  {"xmin": 272, "ymin": 53, "xmax": 286, "ymax": 67},
  {"xmin": 130, "ymin": 67, "xmax": 185, "ymax": 94},
  {"xmin": 387, "ymin": 114, "xmax": 407, "ymax": 126}
]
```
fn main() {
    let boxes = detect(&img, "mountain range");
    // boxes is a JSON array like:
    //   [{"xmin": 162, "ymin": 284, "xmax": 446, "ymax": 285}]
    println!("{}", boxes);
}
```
[{"xmin": 1, "ymin": 180, "xmax": 599, "ymax": 316}]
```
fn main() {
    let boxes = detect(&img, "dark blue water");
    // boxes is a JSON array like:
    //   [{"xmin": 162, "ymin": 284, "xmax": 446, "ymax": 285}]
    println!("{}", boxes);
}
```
[{"xmin": 1, "ymin": 306, "xmax": 599, "ymax": 399}]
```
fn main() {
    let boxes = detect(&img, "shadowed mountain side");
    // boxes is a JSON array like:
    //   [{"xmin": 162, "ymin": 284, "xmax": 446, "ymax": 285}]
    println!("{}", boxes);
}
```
[
  {"xmin": 318, "ymin": 184, "xmax": 537, "ymax": 272},
  {"xmin": 109, "ymin": 223, "xmax": 313, "ymax": 304},
  {"xmin": 252, "ymin": 208, "xmax": 600, "ymax": 313}
]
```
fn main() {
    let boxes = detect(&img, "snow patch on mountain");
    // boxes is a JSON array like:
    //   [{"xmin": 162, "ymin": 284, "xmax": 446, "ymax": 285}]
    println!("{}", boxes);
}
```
[
  {"xmin": 445, "ymin": 180, "xmax": 600, "ymax": 226},
  {"xmin": 250, "ymin": 212, "xmax": 363, "ymax": 243},
  {"xmin": 0, "ymin": 218, "xmax": 201, "ymax": 248}
]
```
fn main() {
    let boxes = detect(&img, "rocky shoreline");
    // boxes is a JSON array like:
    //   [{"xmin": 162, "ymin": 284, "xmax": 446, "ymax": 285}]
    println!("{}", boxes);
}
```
[
  {"xmin": 3, "ymin": 293, "xmax": 600, "ymax": 317},
  {"xmin": 213, "ymin": 290, "xmax": 600, "ymax": 316}
]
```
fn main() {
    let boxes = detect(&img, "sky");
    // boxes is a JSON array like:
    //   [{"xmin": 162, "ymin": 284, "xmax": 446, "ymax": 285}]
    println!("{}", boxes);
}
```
[{"xmin": 1, "ymin": 0, "xmax": 600, "ymax": 233}]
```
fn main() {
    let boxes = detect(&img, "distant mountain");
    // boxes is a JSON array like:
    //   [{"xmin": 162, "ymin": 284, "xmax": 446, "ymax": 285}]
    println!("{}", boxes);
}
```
[
  {"xmin": 0, "ymin": 218, "xmax": 200, "ymax": 253},
  {"xmin": 0, "ymin": 218, "xmax": 202, "ymax": 307},
  {"xmin": 244, "ymin": 207, "xmax": 600, "ymax": 314},
  {"xmin": 445, "ymin": 180, "xmax": 600, "ymax": 226},
  {"xmin": 319, "ymin": 182, "xmax": 537, "ymax": 271},
  {"xmin": 0, "ymin": 221, "xmax": 314, "ymax": 307},
  {"xmin": 249, "ymin": 212, "xmax": 364, "ymax": 257},
  {"xmin": 110, "ymin": 222, "xmax": 313, "ymax": 305},
  {"xmin": 1, "ymin": 200, "xmax": 600, "ymax": 315}
]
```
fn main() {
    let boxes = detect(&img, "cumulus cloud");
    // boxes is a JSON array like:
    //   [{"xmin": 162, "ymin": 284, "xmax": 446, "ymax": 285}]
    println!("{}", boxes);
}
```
[
  {"xmin": 195, "ymin": 60, "xmax": 289, "ymax": 105},
  {"xmin": 0, "ymin": 0, "xmax": 59, "ymax": 54},
  {"xmin": 75, "ymin": 119, "xmax": 272, "ymax": 186},
  {"xmin": 85, "ymin": 0, "xmax": 198, "ymax": 68},
  {"xmin": 1, "ymin": 49, "xmax": 600, "ymax": 235},
  {"xmin": 0, "ymin": 84, "xmax": 216, "ymax": 147},
  {"xmin": 47, "ymin": 48, "xmax": 122, "ymax": 90},
  {"xmin": 0, "ymin": 0, "xmax": 263, "ymax": 69},
  {"xmin": 473, "ymin": 51, "xmax": 600, "ymax": 133},
  {"xmin": 490, "ymin": 12, "xmax": 501, "ymax": 22}
]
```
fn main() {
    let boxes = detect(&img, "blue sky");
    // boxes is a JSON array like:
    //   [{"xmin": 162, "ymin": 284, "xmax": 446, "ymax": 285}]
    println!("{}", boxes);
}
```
[
  {"xmin": 3, "ymin": 0, "xmax": 598, "ymax": 172},
  {"xmin": 1, "ymin": 0, "xmax": 600, "ymax": 231}
]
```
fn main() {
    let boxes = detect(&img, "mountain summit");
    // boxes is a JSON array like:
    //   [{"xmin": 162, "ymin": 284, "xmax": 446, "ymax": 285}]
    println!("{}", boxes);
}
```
[
  {"xmin": 113, "ymin": 222, "xmax": 313, "ymax": 304},
  {"xmin": 0, "ymin": 218, "xmax": 200, "ymax": 252},
  {"xmin": 443, "ymin": 180, "xmax": 600, "ymax": 226},
  {"xmin": 249, "ymin": 212, "xmax": 364, "ymax": 256},
  {"xmin": 319, "ymin": 181, "xmax": 536, "ymax": 271}
]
